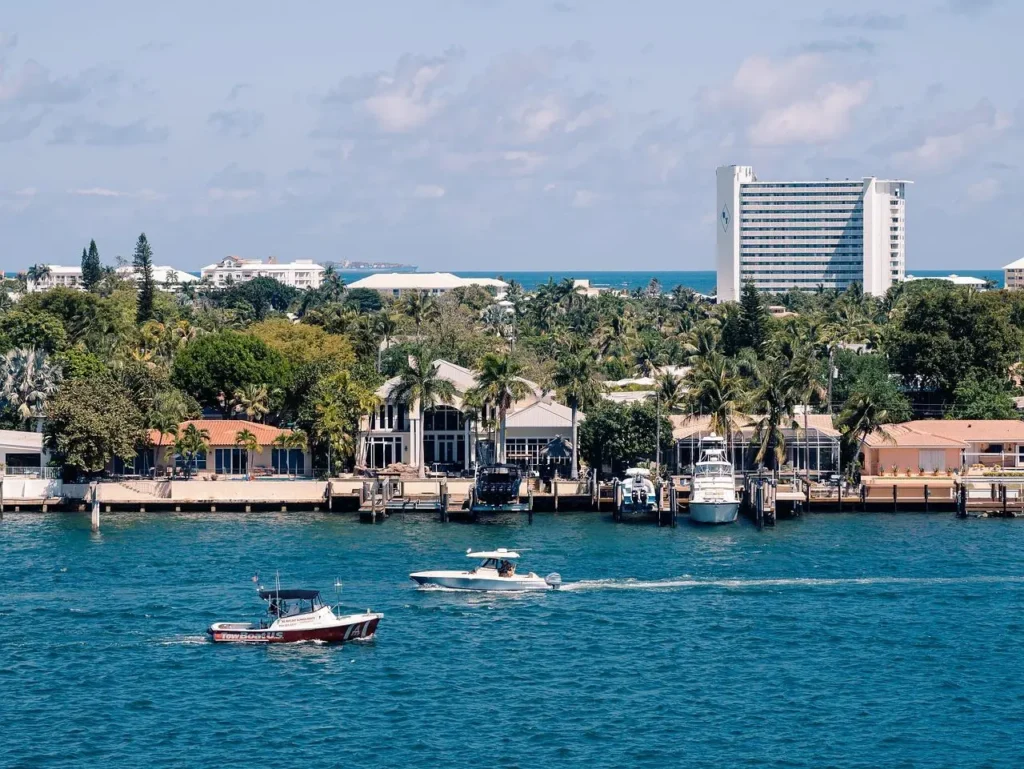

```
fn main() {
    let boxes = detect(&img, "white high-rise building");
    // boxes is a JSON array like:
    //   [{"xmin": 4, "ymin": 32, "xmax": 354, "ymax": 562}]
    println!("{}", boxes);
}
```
[{"xmin": 716, "ymin": 165, "xmax": 909, "ymax": 302}]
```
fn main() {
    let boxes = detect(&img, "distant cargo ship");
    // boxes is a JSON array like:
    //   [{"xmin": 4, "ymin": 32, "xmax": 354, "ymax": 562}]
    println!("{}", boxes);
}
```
[{"xmin": 328, "ymin": 260, "xmax": 418, "ymax": 273}]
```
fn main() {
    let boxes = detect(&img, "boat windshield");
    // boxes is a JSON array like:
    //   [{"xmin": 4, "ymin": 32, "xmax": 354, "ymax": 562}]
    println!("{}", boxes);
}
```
[
  {"xmin": 267, "ymin": 595, "xmax": 323, "ymax": 617},
  {"xmin": 477, "ymin": 557, "xmax": 517, "ymax": 576},
  {"xmin": 694, "ymin": 462, "xmax": 732, "ymax": 477}
]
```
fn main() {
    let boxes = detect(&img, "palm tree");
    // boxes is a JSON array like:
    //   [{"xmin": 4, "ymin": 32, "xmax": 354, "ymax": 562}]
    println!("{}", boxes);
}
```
[
  {"xmin": 271, "ymin": 433, "xmax": 290, "ymax": 476},
  {"xmin": 374, "ymin": 311, "xmax": 398, "ymax": 372},
  {"xmin": 150, "ymin": 413, "xmax": 180, "ymax": 477},
  {"xmin": 791, "ymin": 344, "xmax": 827, "ymax": 485},
  {"xmin": 284, "ymin": 430, "xmax": 308, "ymax": 477},
  {"xmin": 481, "ymin": 305, "xmax": 510, "ymax": 348},
  {"xmin": 234, "ymin": 428, "xmax": 261, "ymax": 479},
  {"xmin": 0, "ymin": 348, "xmax": 62, "ymax": 430},
  {"xmin": 319, "ymin": 265, "xmax": 346, "ymax": 304},
  {"xmin": 471, "ymin": 353, "xmax": 533, "ymax": 466},
  {"xmin": 837, "ymin": 391, "xmax": 895, "ymax": 477},
  {"xmin": 25, "ymin": 264, "xmax": 51, "ymax": 290},
  {"xmin": 631, "ymin": 335, "xmax": 664, "ymax": 378},
  {"xmin": 391, "ymin": 349, "xmax": 456, "ymax": 478},
  {"xmin": 400, "ymin": 291, "xmax": 438, "ymax": 340},
  {"xmin": 684, "ymin": 353, "xmax": 745, "ymax": 454},
  {"xmin": 173, "ymin": 424, "xmax": 210, "ymax": 479},
  {"xmin": 552, "ymin": 352, "xmax": 602, "ymax": 479},
  {"xmin": 746, "ymin": 358, "xmax": 798, "ymax": 471},
  {"xmin": 232, "ymin": 384, "xmax": 271, "ymax": 422}
]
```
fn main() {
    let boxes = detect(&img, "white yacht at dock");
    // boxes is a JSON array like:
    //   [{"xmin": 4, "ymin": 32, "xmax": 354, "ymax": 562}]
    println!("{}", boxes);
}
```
[{"xmin": 688, "ymin": 434, "xmax": 740, "ymax": 524}]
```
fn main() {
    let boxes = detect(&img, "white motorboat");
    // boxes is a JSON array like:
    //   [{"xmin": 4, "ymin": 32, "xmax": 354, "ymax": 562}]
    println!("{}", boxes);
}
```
[
  {"xmin": 689, "ymin": 434, "xmax": 739, "ymax": 524},
  {"xmin": 410, "ymin": 549, "xmax": 561, "ymax": 592},
  {"xmin": 618, "ymin": 467, "xmax": 657, "ymax": 515}
]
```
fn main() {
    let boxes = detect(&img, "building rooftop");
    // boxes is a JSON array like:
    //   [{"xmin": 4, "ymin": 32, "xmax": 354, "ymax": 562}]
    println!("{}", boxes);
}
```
[
  {"xmin": 904, "ymin": 274, "xmax": 988, "ymax": 286},
  {"xmin": 349, "ymin": 272, "xmax": 507, "ymax": 291},
  {"xmin": 1004, "ymin": 257, "xmax": 1024, "ymax": 270},
  {"xmin": 146, "ymin": 420, "xmax": 296, "ymax": 447},
  {"xmin": 671, "ymin": 413, "xmax": 839, "ymax": 441}
]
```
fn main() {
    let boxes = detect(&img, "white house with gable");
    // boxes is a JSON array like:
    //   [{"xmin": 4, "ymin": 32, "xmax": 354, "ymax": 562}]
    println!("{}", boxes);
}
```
[{"xmin": 358, "ymin": 359, "xmax": 581, "ymax": 473}]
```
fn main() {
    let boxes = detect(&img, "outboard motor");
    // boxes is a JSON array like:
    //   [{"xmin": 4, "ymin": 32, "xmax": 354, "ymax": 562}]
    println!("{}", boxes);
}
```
[{"xmin": 544, "ymin": 573, "xmax": 562, "ymax": 590}]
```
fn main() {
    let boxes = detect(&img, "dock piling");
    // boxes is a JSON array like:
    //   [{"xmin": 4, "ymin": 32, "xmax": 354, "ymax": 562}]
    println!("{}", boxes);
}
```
[
  {"xmin": 893, "ymin": 484, "xmax": 898, "ymax": 513},
  {"xmin": 90, "ymin": 483, "xmax": 99, "ymax": 532},
  {"xmin": 924, "ymin": 484, "xmax": 929, "ymax": 513}
]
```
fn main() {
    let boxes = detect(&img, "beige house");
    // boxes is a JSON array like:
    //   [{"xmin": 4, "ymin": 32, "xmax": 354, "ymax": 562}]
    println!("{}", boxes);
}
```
[
  {"xmin": 358, "ymin": 359, "xmax": 581, "ymax": 473},
  {"xmin": 671, "ymin": 413, "xmax": 841, "ymax": 474},
  {"xmin": 112, "ymin": 420, "xmax": 311, "ymax": 477},
  {"xmin": 862, "ymin": 420, "xmax": 1024, "ymax": 475}
]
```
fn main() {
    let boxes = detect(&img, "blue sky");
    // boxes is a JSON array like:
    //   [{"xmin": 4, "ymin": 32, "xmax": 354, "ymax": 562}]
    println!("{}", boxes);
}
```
[{"xmin": 0, "ymin": 0, "xmax": 1019, "ymax": 271}]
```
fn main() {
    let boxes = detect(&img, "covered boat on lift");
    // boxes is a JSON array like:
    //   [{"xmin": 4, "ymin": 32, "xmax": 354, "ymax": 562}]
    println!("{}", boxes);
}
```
[{"xmin": 208, "ymin": 587, "xmax": 382, "ymax": 644}]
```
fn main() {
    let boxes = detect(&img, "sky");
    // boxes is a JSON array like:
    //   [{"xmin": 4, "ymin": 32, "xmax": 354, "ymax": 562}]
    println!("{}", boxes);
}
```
[{"xmin": 0, "ymin": 0, "xmax": 1020, "ymax": 272}]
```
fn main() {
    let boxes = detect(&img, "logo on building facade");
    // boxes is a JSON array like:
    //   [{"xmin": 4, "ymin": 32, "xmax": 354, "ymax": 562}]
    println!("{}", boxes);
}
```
[{"xmin": 720, "ymin": 203, "xmax": 730, "ymax": 232}]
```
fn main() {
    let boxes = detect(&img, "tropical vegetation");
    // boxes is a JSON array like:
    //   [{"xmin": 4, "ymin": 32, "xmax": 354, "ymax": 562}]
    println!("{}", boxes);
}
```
[{"xmin": 3, "ymin": 232, "xmax": 1023, "ymax": 482}]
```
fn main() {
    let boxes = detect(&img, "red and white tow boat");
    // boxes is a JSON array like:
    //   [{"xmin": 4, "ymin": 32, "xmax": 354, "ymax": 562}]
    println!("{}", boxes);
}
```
[{"xmin": 208, "ymin": 586, "xmax": 382, "ymax": 644}]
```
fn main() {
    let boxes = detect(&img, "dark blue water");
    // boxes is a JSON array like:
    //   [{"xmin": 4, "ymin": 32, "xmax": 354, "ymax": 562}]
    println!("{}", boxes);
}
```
[{"xmin": 3, "ymin": 512, "xmax": 1023, "ymax": 768}]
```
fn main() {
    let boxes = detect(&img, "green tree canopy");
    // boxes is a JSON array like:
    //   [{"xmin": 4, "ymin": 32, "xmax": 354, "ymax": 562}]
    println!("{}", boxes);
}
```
[
  {"xmin": 578, "ymin": 401, "xmax": 673, "ymax": 479},
  {"xmin": 0, "ymin": 309, "xmax": 68, "ymax": 354},
  {"xmin": 170, "ymin": 331, "xmax": 290, "ymax": 416},
  {"xmin": 216, "ymin": 277, "xmax": 298, "ymax": 321},
  {"xmin": 883, "ymin": 284, "xmax": 1020, "ymax": 402},
  {"xmin": 45, "ymin": 376, "xmax": 145, "ymax": 473},
  {"xmin": 948, "ymin": 374, "xmax": 1019, "ymax": 420}
]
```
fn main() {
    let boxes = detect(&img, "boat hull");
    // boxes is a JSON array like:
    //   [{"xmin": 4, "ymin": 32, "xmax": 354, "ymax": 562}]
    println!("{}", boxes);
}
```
[
  {"xmin": 207, "ymin": 614, "xmax": 381, "ymax": 644},
  {"xmin": 689, "ymin": 501, "xmax": 740, "ymax": 524},
  {"xmin": 410, "ymin": 571, "xmax": 552, "ymax": 592}
]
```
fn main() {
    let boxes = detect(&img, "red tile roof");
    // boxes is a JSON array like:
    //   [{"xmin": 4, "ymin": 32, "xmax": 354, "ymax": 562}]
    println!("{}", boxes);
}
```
[
  {"xmin": 147, "ymin": 420, "xmax": 294, "ymax": 447},
  {"xmin": 864, "ymin": 420, "xmax": 1024, "ymax": 448}
]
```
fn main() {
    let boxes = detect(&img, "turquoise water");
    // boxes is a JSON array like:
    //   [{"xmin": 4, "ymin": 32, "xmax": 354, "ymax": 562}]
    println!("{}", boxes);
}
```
[{"xmin": 3, "ymin": 512, "xmax": 1023, "ymax": 768}]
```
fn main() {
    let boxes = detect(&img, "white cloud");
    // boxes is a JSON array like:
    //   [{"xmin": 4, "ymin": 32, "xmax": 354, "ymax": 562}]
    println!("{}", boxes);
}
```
[
  {"xmin": 208, "ymin": 188, "xmax": 259, "ymax": 201},
  {"xmin": 966, "ymin": 177, "xmax": 1000, "ymax": 203},
  {"xmin": 413, "ymin": 184, "xmax": 445, "ymax": 199},
  {"xmin": 360, "ymin": 55, "xmax": 453, "ymax": 133},
  {"xmin": 750, "ymin": 80, "xmax": 871, "ymax": 145},
  {"xmin": 68, "ymin": 187, "xmax": 162, "ymax": 200},
  {"xmin": 711, "ymin": 54, "xmax": 821, "ymax": 110},
  {"xmin": 892, "ymin": 102, "xmax": 1011, "ymax": 172},
  {"xmin": 707, "ymin": 53, "xmax": 871, "ymax": 147},
  {"xmin": 571, "ymin": 189, "xmax": 599, "ymax": 208}
]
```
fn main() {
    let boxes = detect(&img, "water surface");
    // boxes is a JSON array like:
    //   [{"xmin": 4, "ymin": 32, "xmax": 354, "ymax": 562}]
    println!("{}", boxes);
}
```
[{"xmin": 2, "ymin": 512, "xmax": 1022, "ymax": 768}]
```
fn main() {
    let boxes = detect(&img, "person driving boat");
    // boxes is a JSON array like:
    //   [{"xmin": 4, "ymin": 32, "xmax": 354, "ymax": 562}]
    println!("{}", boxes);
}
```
[{"xmin": 498, "ymin": 559, "xmax": 516, "ymax": 577}]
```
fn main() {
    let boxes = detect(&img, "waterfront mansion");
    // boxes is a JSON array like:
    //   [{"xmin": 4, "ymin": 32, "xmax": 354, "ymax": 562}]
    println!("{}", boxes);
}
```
[{"xmin": 358, "ymin": 359, "xmax": 581, "ymax": 474}]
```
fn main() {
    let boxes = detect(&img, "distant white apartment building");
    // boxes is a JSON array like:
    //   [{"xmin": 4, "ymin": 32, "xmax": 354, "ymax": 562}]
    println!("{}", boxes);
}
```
[
  {"xmin": 27, "ymin": 265, "xmax": 83, "ymax": 291},
  {"xmin": 26, "ymin": 265, "xmax": 196, "ymax": 292},
  {"xmin": 200, "ymin": 256, "xmax": 324, "ymax": 290},
  {"xmin": 716, "ymin": 165, "xmax": 909, "ymax": 301},
  {"xmin": 348, "ymin": 272, "xmax": 507, "ymax": 298},
  {"xmin": 1004, "ymin": 257, "xmax": 1024, "ymax": 290}
]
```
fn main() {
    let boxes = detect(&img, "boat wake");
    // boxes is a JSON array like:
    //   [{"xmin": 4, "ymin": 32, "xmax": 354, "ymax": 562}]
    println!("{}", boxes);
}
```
[
  {"xmin": 159, "ymin": 635, "xmax": 209, "ymax": 646},
  {"xmin": 559, "ymin": 575, "xmax": 1024, "ymax": 592}
]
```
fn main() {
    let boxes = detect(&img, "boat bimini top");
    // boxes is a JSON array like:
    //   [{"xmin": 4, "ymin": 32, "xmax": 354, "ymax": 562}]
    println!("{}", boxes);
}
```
[
  {"xmin": 624, "ymin": 468, "xmax": 651, "ymax": 478},
  {"xmin": 466, "ymin": 548, "xmax": 521, "ymax": 560}
]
